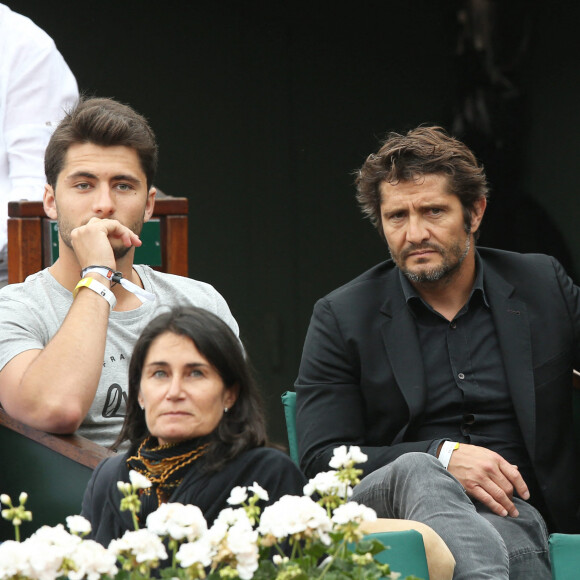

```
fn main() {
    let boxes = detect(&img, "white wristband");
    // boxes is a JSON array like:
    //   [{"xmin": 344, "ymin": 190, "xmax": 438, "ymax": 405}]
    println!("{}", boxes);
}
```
[
  {"xmin": 438, "ymin": 441, "xmax": 459, "ymax": 470},
  {"xmin": 81, "ymin": 266, "xmax": 155, "ymax": 303},
  {"xmin": 73, "ymin": 277, "xmax": 117, "ymax": 310}
]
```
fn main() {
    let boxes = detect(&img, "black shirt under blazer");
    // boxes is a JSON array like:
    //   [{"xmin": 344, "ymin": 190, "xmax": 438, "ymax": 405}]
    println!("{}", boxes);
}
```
[{"xmin": 295, "ymin": 248, "xmax": 580, "ymax": 532}]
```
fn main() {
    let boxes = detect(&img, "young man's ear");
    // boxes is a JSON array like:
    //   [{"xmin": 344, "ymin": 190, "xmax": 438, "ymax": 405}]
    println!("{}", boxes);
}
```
[
  {"xmin": 144, "ymin": 187, "xmax": 156, "ymax": 223},
  {"xmin": 43, "ymin": 185, "xmax": 57, "ymax": 220}
]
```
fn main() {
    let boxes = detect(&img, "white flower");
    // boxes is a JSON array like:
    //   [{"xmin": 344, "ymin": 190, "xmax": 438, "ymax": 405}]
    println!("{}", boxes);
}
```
[
  {"xmin": 272, "ymin": 554, "xmax": 289, "ymax": 565},
  {"xmin": 206, "ymin": 519, "xmax": 228, "ymax": 548},
  {"xmin": 66, "ymin": 515, "xmax": 92, "ymax": 535},
  {"xmin": 146, "ymin": 502, "xmax": 208, "ymax": 542},
  {"xmin": 24, "ymin": 539, "xmax": 67, "ymax": 580},
  {"xmin": 348, "ymin": 446, "xmax": 368, "ymax": 464},
  {"xmin": 0, "ymin": 541, "xmax": 32, "ymax": 578},
  {"xmin": 215, "ymin": 507, "xmax": 251, "ymax": 528},
  {"xmin": 128, "ymin": 470, "xmax": 152, "ymax": 490},
  {"xmin": 67, "ymin": 539, "xmax": 118, "ymax": 580},
  {"xmin": 0, "ymin": 494, "xmax": 11, "ymax": 505},
  {"xmin": 304, "ymin": 470, "xmax": 353, "ymax": 499},
  {"xmin": 248, "ymin": 481, "xmax": 269, "ymax": 501},
  {"xmin": 228, "ymin": 524, "xmax": 259, "ymax": 580},
  {"xmin": 108, "ymin": 528, "xmax": 167, "ymax": 564},
  {"xmin": 20, "ymin": 525, "xmax": 81, "ymax": 580},
  {"xmin": 176, "ymin": 537, "xmax": 214, "ymax": 568},
  {"xmin": 332, "ymin": 502, "xmax": 377, "ymax": 525},
  {"xmin": 227, "ymin": 485, "xmax": 248, "ymax": 505},
  {"xmin": 329, "ymin": 445, "xmax": 368, "ymax": 469},
  {"xmin": 31, "ymin": 523, "xmax": 81, "ymax": 548},
  {"xmin": 117, "ymin": 481, "xmax": 131, "ymax": 494},
  {"xmin": 258, "ymin": 495, "xmax": 332, "ymax": 544}
]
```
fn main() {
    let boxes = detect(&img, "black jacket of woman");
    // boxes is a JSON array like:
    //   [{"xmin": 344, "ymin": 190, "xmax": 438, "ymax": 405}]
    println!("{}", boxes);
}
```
[{"xmin": 81, "ymin": 445, "xmax": 307, "ymax": 547}]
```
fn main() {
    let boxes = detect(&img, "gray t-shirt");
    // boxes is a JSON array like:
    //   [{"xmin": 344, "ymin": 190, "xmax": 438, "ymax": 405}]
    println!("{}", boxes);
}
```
[{"xmin": 0, "ymin": 265, "xmax": 239, "ymax": 448}]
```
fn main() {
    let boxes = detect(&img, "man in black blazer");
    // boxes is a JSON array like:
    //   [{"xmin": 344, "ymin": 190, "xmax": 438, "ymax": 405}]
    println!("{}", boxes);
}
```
[{"xmin": 296, "ymin": 126, "xmax": 580, "ymax": 579}]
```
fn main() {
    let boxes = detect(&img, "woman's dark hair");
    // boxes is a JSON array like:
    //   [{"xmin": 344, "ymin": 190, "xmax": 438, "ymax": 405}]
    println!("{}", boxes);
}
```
[
  {"xmin": 355, "ymin": 126, "xmax": 489, "ymax": 242},
  {"xmin": 114, "ymin": 306, "xmax": 268, "ymax": 472}
]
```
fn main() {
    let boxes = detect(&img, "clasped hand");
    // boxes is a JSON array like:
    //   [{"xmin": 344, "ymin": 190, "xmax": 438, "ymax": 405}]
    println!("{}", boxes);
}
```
[
  {"xmin": 447, "ymin": 443, "xmax": 530, "ymax": 518},
  {"xmin": 70, "ymin": 217, "xmax": 142, "ymax": 269}
]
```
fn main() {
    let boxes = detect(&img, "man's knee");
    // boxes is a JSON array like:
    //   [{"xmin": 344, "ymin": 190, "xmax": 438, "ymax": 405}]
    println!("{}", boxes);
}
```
[
  {"xmin": 389, "ymin": 451, "xmax": 441, "ymax": 475},
  {"xmin": 360, "ymin": 452, "xmax": 440, "ymax": 483},
  {"xmin": 360, "ymin": 452, "xmax": 446, "ymax": 492},
  {"xmin": 352, "ymin": 452, "xmax": 452, "ymax": 515}
]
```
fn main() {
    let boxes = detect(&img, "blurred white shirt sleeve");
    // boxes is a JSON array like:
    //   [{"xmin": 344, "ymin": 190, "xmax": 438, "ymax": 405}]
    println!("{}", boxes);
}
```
[{"xmin": 0, "ymin": 4, "xmax": 78, "ymax": 272}]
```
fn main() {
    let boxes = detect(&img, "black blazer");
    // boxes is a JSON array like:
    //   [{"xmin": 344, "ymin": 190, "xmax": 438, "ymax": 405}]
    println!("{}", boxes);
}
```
[{"xmin": 296, "ymin": 248, "xmax": 580, "ymax": 532}]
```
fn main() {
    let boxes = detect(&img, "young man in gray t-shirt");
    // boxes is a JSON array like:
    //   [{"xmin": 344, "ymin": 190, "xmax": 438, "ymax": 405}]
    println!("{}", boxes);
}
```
[{"xmin": 0, "ymin": 97, "xmax": 239, "ymax": 449}]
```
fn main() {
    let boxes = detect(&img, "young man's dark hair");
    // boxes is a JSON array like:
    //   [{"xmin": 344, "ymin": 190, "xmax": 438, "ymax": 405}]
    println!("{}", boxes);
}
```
[{"xmin": 45, "ymin": 97, "xmax": 158, "ymax": 190}]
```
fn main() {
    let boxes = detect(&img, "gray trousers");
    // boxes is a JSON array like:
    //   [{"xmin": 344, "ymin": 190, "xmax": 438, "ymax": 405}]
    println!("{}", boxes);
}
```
[{"xmin": 351, "ymin": 453, "xmax": 550, "ymax": 580}]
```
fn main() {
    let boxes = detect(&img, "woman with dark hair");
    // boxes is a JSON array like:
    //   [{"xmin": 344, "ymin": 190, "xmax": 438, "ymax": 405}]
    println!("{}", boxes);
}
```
[{"xmin": 81, "ymin": 306, "xmax": 306, "ymax": 546}]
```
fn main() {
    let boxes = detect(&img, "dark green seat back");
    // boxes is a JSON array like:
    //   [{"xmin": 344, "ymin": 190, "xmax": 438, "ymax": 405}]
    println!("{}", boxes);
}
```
[
  {"xmin": 361, "ymin": 530, "xmax": 430, "ymax": 580},
  {"xmin": 45, "ymin": 219, "xmax": 162, "ymax": 266},
  {"xmin": 549, "ymin": 533, "xmax": 580, "ymax": 580},
  {"xmin": 281, "ymin": 391, "xmax": 299, "ymax": 464},
  {"xmin": 0, "ymin": 424, "xmax": 95, "ymax": 540}
]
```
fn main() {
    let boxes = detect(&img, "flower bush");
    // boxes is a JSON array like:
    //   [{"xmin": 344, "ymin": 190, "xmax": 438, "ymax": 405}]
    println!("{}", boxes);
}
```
[{"xmin": 0, "ymin": 446, "xmax": 421, "ymax": 580}]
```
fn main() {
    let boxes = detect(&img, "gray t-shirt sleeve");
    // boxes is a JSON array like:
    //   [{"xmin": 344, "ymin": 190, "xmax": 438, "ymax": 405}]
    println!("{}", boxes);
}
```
[{"xmin": 0, "ymin": 270, "xmax": 69, "ymax": 371}]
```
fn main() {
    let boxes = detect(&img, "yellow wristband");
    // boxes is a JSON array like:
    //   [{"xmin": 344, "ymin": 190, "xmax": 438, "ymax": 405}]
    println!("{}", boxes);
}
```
[{"xmin": 73, "ymin": 277, "xmax": 117, "ymax": 310}]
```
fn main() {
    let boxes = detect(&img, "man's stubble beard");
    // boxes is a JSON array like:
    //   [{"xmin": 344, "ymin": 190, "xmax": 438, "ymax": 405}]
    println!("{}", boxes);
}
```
[
  {"xmin": 390, "ymin": 234, "xmax": 471, "ymax": 285},
  {"xmin": 57, "ymin": 213, "xmax": 146, "ymax": 262}
]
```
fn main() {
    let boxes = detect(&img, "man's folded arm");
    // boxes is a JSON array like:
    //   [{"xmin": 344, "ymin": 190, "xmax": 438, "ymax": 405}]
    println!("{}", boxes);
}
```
[{"xmin": 0, "ymin": 285, "xmax": 111, "ymax": 433}]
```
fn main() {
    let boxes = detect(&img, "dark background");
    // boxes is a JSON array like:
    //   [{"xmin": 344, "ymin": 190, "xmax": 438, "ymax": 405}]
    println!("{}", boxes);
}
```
[{"xmin": 5, "ymin": 1, "xmax": 580, "ymax": 445}]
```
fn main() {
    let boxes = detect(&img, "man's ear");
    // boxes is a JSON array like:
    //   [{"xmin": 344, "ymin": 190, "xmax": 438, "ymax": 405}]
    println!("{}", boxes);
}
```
[
  {"xmin": 43, "ymin": 185, "xmax": 57, "ymax": 220},
  {"xmin": 470, "ymin": 197, "xmax": 487, "ymax": 235},
  {"xmin": 144, "ymin": 187, "xmax": 156, "ymax": 223}
]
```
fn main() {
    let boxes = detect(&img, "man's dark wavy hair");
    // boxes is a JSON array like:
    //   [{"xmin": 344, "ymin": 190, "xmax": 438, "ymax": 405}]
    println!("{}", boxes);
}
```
[
  {"xmin": 45, "ymin": 96, "xmax": 158, "ymax": 190},
  {"xmin": 355, "ymin": 126, "xmax": 489, "ymax": 241},
  {"xmin": 114, "ymin": 306, "xmax": 268, "ymax": 473}
]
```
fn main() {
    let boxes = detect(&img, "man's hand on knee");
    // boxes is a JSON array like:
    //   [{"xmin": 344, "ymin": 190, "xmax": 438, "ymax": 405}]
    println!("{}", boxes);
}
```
[{"xmin": 447, "ymin": 443, "xmax": 530, "ymax": 518}]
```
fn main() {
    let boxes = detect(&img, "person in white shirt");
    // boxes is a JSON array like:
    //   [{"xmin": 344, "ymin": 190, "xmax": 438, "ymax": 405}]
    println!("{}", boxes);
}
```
[{"xmin": 0, "ymin": 3, "xmax": 78, "ymax": 286}]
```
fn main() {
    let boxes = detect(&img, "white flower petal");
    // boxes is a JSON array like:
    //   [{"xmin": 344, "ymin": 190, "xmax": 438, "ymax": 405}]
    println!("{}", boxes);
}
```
[
  {"xmin": 258, "ymin": 495, "xmax": 332, "ymax": 540},
  {"xmin": 66, "ymin": 515, "xmax": 92, "ymax": 535},
  {"xmin": 332, "ymin": 501, "xmax": 377, "ymax": 525},
  {"xmin": 304, "ymin": 470, "xmax": 352, "ymax": 498},
  {"xmin": 128, "ymin": 470, "xmax": 152, "ymax": 489},
  {"xmin": 248, "ymin": 481, "xmax": 269, "ymax": 501},
  {"xmin": 227, "ymin": 486, "xmax": 248, "ymax": 506}
]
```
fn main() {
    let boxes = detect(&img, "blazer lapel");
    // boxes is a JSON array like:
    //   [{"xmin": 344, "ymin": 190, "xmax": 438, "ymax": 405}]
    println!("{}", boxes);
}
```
[
  {"xmin": 485, "ymin": 266, "xmax": 536, "ymax": 459},
  {"xmin": 379, "ymin": 274, "xmax": 427, "ymax": 443}
]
